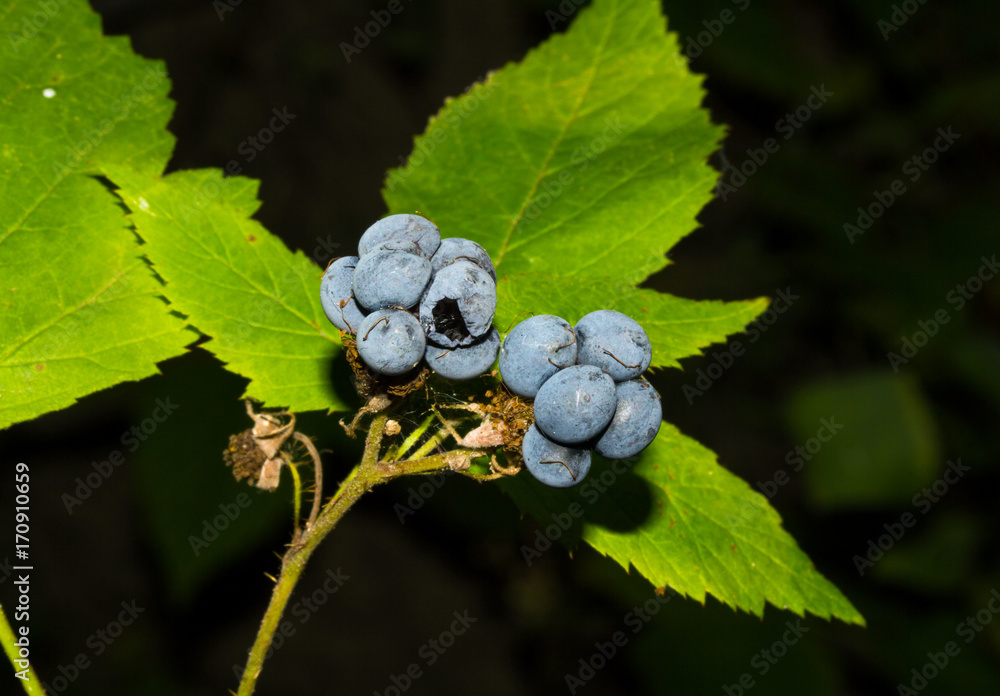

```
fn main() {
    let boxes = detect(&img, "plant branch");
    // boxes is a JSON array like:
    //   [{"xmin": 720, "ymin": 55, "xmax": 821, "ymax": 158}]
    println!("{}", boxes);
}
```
[
  {"xmin": 236, "ymin": 404, "xmax": 497, "ymax": 696},
  {"xmin": 237, "ymin": 413, "xmax": 388, "ymax": 696},
  {"xmin": 0, "ymin": 602, "xmax": 45, "ymax": 695}
]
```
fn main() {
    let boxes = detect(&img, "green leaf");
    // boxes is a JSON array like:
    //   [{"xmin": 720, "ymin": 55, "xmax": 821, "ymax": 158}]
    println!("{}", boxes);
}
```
[
  {"xmin": 0, "ymin": 0, "xmax": 190, "ymax": 430},
  {"xmin": 497, "ymin": 272, "xmax": 768, "ymax": 369},
  {"xmin": 381, "ymin": 0, "xmax": 860, "ymax": 623},
  {"xmin": 106, "ymin": 166, "xmax": 349, "ymax": 413},
  {"xmin": 384, "ymin": 0, "xmax": 722, "ymax": 284},
  {"xmin": 500, "ymin": 422, "xmax": 865, "ymax": 625}
]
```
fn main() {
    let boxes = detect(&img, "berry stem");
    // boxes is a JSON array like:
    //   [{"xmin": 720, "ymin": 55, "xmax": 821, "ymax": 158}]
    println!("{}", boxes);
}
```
[
  {"xmin": 391, "ymin": 412, "xmax": 435, "ymax": 461},
  {"xmin": 400, "ymin": 426, "xmax": 450, "ymax": 461}
]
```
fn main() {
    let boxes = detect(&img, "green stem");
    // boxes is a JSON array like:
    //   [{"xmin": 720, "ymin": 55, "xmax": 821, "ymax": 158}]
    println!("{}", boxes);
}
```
[
  {"xmin": 392, "ymin": 413, "xmax": 435, "ymax": 461},
  {"xmin": 402, "ymin": 427, "xmax": 450, "ymax": 462},
  {"xmin": 286, "ymin": 460, "xmax": 303, "ymax": 536},
  {"xmin": 237, "ymin": 413, "xmax": 386, "ymax": 696},
  {"xmin": 236, "ymin": 409, "xmax": 489, "ymax": 696},
  {"xmin": 0, "ymin": 602, "xmax": 45, "ymax": 695}
]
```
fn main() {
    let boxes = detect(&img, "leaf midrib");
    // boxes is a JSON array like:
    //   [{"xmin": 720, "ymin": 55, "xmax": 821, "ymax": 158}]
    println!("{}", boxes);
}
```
[
  {"xmin": 0, "ymin": 259, "xmax": 140, "ymax": 363},
  {"xmin": 494, "ymin": 4, "xmax": 616, "ymax": 268}
]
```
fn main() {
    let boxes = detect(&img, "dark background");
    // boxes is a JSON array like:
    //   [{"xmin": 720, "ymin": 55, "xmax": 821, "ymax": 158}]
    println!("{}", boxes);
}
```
[{"xmin": 2, "ymin": 0, "xmax": 999, "ymax": 694}]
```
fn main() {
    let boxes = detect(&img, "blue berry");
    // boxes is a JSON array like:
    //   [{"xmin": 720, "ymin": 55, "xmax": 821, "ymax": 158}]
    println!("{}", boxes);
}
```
[
  {"xmin": 419, "ymin": 261, "xmax": 496, "ymax": 348},
  {"xmin": 356, "ymin": 309, "xmax": 426, "ymax": 376},
  {"xmin": 430, "ymin": 237, "xmax": 497, "ymax": 282},
  {"xmin": 425, "ymin": 328, "xmax": 500, "ymax": 381},
  {"xmin": 522, "ymin": 424, "xmax": 591, "ymax": 488},
  {"xmin": 358, "ymin": 214, "xmax": 441, "ymax": 259},
  {"xmin": 594, "ymin": 379, "xmax": 662, "ymax": 459},
  {"xmin": 533, "ymin": 365, "xmax": 616, "ymax": 445},
  {"xmin": 352, "ymin": 242, "xmax": 432, "ymax": 312},
  {"xmin": 320, "ymin": 256, "xmax": 366, "ymax": 333},
  {"xmin": 575, "ymin": 310, "xmax": 651, "ymax": 382},
  {"xmin": 498, "ymin": 314, "xmax": 578, "ymax": 398}
]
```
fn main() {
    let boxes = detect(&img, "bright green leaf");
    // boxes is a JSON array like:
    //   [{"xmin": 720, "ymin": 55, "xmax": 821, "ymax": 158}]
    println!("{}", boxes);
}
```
[
  {"xmin": 382, "ymin": 0, "xmax": 859, "ymax": 624},
  {"xmin": 0, "ymin": 0, "xmax": 190, "ymax": 430},
  {"xmin": 501, "ymin": 422, "xmax": 865, "ymax": 625},
  {"xmin": 384, "ymin": 0, "xmax": 722, "ymax": 284},
  {"xmin": 107, "ymin": 166, "xmax": 349, "ymax": 413},
  {"xmin": 497, "ymin": 272, "xmax": 768, "ymax": 369}
]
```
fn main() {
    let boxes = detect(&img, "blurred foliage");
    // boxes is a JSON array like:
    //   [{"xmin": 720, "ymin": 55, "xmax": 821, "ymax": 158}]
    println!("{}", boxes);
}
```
[{"xmin": 785, "ymin": 372, "xmax": 939, "ymax": 510}]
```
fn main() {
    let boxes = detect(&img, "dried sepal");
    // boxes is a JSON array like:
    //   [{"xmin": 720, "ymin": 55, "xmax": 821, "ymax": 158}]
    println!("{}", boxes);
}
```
[
  {"xmin": 222, "ymin": 401, "xmax": 296, "ymax": 491},
  {"xmin": 246, "ymin": 400, "xmax": 295, "ymax": 459},
  {"xmin": 256, "ymin": 457, "xmax": 284, "ymax": 492}
]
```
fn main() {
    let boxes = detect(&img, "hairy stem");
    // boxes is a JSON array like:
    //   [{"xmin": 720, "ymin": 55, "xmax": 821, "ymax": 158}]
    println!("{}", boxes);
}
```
[
  {"xmin": 237, "ymin": 413, "xmax": 387, "ymax": 696},
  {"xmin": 1, "ymin": 602, "xmax": 45, "ymax": 695},
  {"xmin": 236, "ymin": 406, "xmax": 492, "ymax": 695},
  {"xmin": 292, "ymin": 431, "xmax": 324, "ymax": 531},
  {"xmin": 238, "ymin": 402, "xmax": 494, "ymax": 696},
  {"xmin": 285, "ymin": 459, "xmax": 303, "ymax": 542}
]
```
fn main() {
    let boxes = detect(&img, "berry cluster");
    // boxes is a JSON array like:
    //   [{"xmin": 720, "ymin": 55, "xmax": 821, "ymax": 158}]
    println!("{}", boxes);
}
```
[
  {"xmin": 499, "ymin": 311, "xmax": 662, "ymax": 488},
  {"xmin": 320, "ymin": 214, "xmax": 500, "ymax": 380},
  {"xmin": 320, "ymin": 216, "xmax": 661, "ymax": 489}
]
